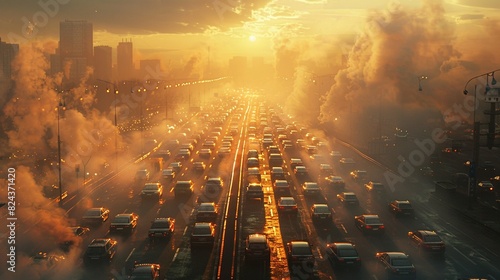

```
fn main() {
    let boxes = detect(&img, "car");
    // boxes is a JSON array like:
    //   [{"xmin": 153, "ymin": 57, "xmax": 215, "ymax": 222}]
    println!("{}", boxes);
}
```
[
  {"xmin": 174, "ymin": 180, "xmax": 194, "ymax": 198},
  {"xmin": 246, "ymin": 183, "xmax": 264, "ymax": 200},
  {"xmin": 339, "ymin": 157, "xmax": 355, "ymax": 166},
  {"xmin": 311, "ymin": 204, "xmax": 332, "ymax": 224},
  {"xmin": 175, "ymin": 148, "xmax": 191, "ymax": 160},
  {"xmin": 337, "ymin": 192, "xmax": 359, "ymax": 206},
  {"xmin": 31, "ymin": 251, "xmax": 66, "ymax": 276},
  {"xmin": 193, "ymin": 161, "xmax": 206, "ymax": 172},
  {"xmin": 247, "ymin": 157, "xmax": 259, "ymax": 168},
  {"xmin": 330, "ymin": 151, "xmax": 342, "ymax": 159},
  {"xmin": 247, "ymin": 167, "xmax": 261, "ymax": 182},
  {"xmin": 302, "ymin": 182, "xmax": 321, "ymax": 196},
  {"xmin": 199, "ymin": 148, "xmax": 212, "ymax": 158},
  {"xmin": 148, "ymin": 217, "xmax": 175, "ymax": 240},
  {"xmin": 364, "ymin": 181, "xmax": 385, "ymax": 193},
  {"xmin": 82, "ymin": 207, "xmax": 110, "ymax": 225},
  {"xmin": 286, "ymin": 241, "xmax": 315, "ymax": 269},
  {"xmin": 294, "ymin": 166, "xmax": 310, "ymax": 180},
  {"xmin": 319, "ymin": 164, "xmax": 334, "ymax": 176},
  {"xmin": 245, "ymin": 234, "xmax": 271, "ymax": 263},
  {"xmin": 168, "ymin": 162, "xmax": 182, "ymax": 173},
  {"xmin": 247, "ymin": 149, "xmax": 259, "ymax": 159},
  {"xmin": 128, "ymin": 263, "xmax": 160, "ymax": 280},
  {"xmin": 355, "ymin": 214, "xmax": 385, "ymax": 234},
  {"xmin": 326, "ymin": 242, "xmax": 361, "ymax": 269},
  {"xmin": 141, "ymin": 183, "xmax": 163, "ymax": 200},
  {"xmin": 271, "ymin": 166, "xmax": 286, "ymax": 182},
  {"xmin": 196, "ymin": 202, "xmax": 218, "ymax": 222},
  {"xmin": 350, "ymin": 170, "xmax": 367, "ymax": 180},
  {"xmin": 477, "ymin": 181, "xmax": 495, "ymax": 194},
  {"xmin": 375, "ymin": 252, "xmax": 416, "ymax": 279},
  {"xmin": 267, "ymin": 145, "xmax": 280, "ymax": 154},
  {"xmin": 154, "ymin": 150, "xmax": 171, "ymax": 161},
  {"xmin": 388, "ymin": 200, "xmax": 414, "ymax": 217},
  {"xmin": 306, "ymin": 145, "xmax": 318, "ymax": 155},
  {"xmin": 110, "ymin": 213, "xmax": 139, "ymax": 233},
  {"xmin": 218, "ymin": 146, "xmax": 231, "ymax": 156},
  {"xmin": 135, "ymin": 169, "xmax": 150, "ymax": 180},
  {"xmin": 273, "ymin": 179, "xmax": 290, "ymax": 195},
  {"xmin": 162, "ymin": 168, "xmax": 176, "ymax": 180},
  {"xmin": 268, "ymin": 153, "xmax": 284, "ymax": 168},
  {"xmin": 277, "ymin": 197, "xmax": 298, "ymax": 214},
  {"xmin": 202, "ymin": 141, "xmax": 216, "ymax": 150},
  {"xmin": 61, "ymin": 226, "xmax": 90, "ymax": 250},
  {"xmin": 408, "ymin": 230, "xmax": 445, "ymax": 255},
  {"xmin": 420, "ymin": 166, "xmax": 434, "ymax": 177},
  {"xmin": 290, "ymin": 158, "xmax": 304, "ymax": 170},
  {"xmin": 206, "ymin": 177, "xmax": 224, "ymax": 190},
  {"xmin": 262, "ymin": 138, "xmax": 274, "ymax": 147},
  {"xmin": 190, "ymin": 222, "xmax": 216, "ymax": 247},
  {"xmin": 324, "ymin": 175, "xmax": 345, "ymax": 188},
  {"xmin": 83, "ymin": 238, "xmax": 117, "ymax": 264}
]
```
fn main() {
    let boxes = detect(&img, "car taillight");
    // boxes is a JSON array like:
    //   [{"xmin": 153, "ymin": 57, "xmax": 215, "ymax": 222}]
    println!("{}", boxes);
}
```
[
  {"xmin": 279, "ymin": 206, "xmax": 284, "ymax": 210},
  {"xmin": 379, "ymin": 225, "xmax": 385, "ymax": 229},
  {"xmin": 338, "ymin": 258, "xmax": 345, "ymax": 262},
  {"xmin": 365, "ymin": 225, "xmax": 372, "ymax": 229}
]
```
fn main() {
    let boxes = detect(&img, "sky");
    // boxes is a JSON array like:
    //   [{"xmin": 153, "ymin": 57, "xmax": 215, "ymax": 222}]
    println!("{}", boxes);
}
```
[{"xmin": 1, "ymin": 0, "xmax": 499, "ymax": 64}]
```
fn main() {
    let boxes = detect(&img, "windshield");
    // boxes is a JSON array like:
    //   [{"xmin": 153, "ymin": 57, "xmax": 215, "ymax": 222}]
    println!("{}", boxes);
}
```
[
  {"xmin": 144, "ymin": 185, "xmax": 158, "ymax": 190},
  {"xmin": 392, "ymin": 258, "xmax": 412, "ymax": 266},
  {"xmin": 339, "ymin": 248, "xmax": 358, "ymax": 257},
  {"xmin": 113, "ymin": 217, "xmax": 130, "ymax": 223},
  {"xmin": 365, "ymin": 217, "xmax": 381, "ymax": 224},
  {"xmin": 292, "ymin": 245, "xmax": 312, "ymax": 256},
  {"xmin": 193, "ymin": 227, "xmax": 212, "ymax": 235},
  {"xmin": 314, "ymin": 206, "xmax": 330, "ymax": 213},
  {"xmin": 151, "ymin": 221, "xmax": 170, "ymax": 228},
  {"xmin": 424, "ymin": 235, "xmax": 442, "ymax": 242}
]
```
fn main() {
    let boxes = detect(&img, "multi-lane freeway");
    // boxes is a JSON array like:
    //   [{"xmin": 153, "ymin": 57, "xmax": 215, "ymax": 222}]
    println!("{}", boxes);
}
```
[{"xmin": 2, "ymin": 90, "xmax": 500, "ymax": 280}]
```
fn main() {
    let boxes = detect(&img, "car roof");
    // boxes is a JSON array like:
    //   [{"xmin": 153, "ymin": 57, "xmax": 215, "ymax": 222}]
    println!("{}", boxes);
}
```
[
  {"xmin": 194, "ymin": 222, "xmax": 212, "ymax": 228},
  {"xmin": 199, "ymin": 202, "xmax": 215, "ymax": 207},
  {"xmin": 361, "ymin": 214, "xmax": 379, "ymax": 218},
  {"xmin": 342, "ymin": 192, "xmax": 356, "ymax": 195},
  {"xmin": 248, "ymin": 234, "xmax": 267, "ymax": 243},
  {"xmin": 384, "ymin": 252, "xmax": 409, "ymax": 258},
  {"xmin": 313, "ymin": 204, "xmax": 329, "ymax": 208},
  {"xmin": 290, "ymin": 241, "xmax": 309, "ymax": 247},
  {"xmin": 331, "ymin": 242, "xmax": 355, "ymax": 249},
  {"xmin": 395, "ymin": 200, "xmax": 411, "ymax": 204},
  {"xmin": 115, "ymin": 213, "xmax": 134, "ymax": 218},
  {"xmin": 416, "ymin": 229, "xmax": 438, "ymax": 236},
  {"xmin": 89, "ymin": 238, "xmax": 111, "ymax": 247}
]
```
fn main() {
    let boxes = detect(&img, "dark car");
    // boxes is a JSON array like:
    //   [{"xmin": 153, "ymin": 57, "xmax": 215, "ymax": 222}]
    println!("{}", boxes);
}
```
[
  {"xmin": 247, "ymin": 149, "xmax": 259, "ymax": 159},
  {"xmin": 268, "ymin": 153, "xmax": 284, "ymax": 168},
  {"xmin": 245, "ymin": 234, "xmax": 271, "ymax": 263},
  {"xmin": 290, "ymin": 158, "xmax": 304, "ymax": 170},
  {"xmin": 355, "ymin": 214, "xmax": 385, "ymax": 234},
  {"xmin": 162, "ymin": 168, "xmax": 176, "ymax": 180},
  {"xmin": 82, "ymin": 207, "xmax": 110, "ymax": 225},
  {"xmin": 324, "ymin": 175, "xmax": 345, "ymax": 188},
  {"xmin": 319, "ymin": 164, "xmax": 334, "ymax": 176},
  {"xmin": 247, "ymin": 157, "xmax": 260, "ymax": 168},
  {"xmin": 294, "ymin": 166, "xmax": 310, "ymax": 180},
  {"xmin": 273, "ymin": 179, "xmax": 290, "ymax": 195},
  {"xmin": 337, "ymin": 192, "xmax": 359, "ymax": 206},
  {"xmin": 193, "ymin": 161, "xmax": 206, "ymax": 172},
  {"xmin": 271, "ymin": 167, "xmax": 286, "ymax": 182},
  {"xmin": 196, "ymin": 202, "xmax": 218, "ymax": 222},
  {"xmin": 141, "ymin": 183, "xmax": 163, "ymax": 200},
  {"xmin": 190, "ymin": 222, "xmax": 216, "ymax": 247},
  {"xmin": 364, "ymin": 181, "xmax": 385, "ymax": 193},
  {"xmin": 83, "ymin": 238, "xmax": 117, "ymax": 264},
  {"xmin": 302, "ymin": 182, "xmax": 321, "ymax": 196},
  {"xmin": 375, "ymin": 252, "xmax": 416, "ymax": 279},
  {"xmin": 326, "ymin": 242, "xmax": 361, "ymax": 269},
  {"xmin": 277, "ymin": 197, "xmax": 298, "ymax": 214},
  {"xmin": 174, "ymin": 180, "xmax": 194, "ymax": 198},
  {"xmin": 311, "ymin": 204, "xmax": 332, "ymax": 224},
  {"xmin": 109, "ymin": 213, "xmax": 139, "ymax": 233},
  {"xmin": 247, "ymin": 167, "xmax": 261, "ymax": 182},
  {"xmin": 129, "ymin": 263, "xmax": 160, "ymax": 280},
  {"xmin": 148, "ymin": 217, "xmax": 175, "ymax": 240},
  {"xmin": 135, "ymin": 169, "xmax": 150, "ymax": 180},
  {"xmin": 408, "ymin": 230, "xmax": 445, "ymax": 255},
  {"xmin": 168, "ymin": 162, "xmax": 182, "ymax": 173},
  {"xmin": 246, "ymin": 183, "xmax": 264, "ymax": 200},
  {"xmin": 286, "ymin": 241, "xmax": 315, "ymax": 268},
  {"xmin": 350, "ymin": 170, "xmax": 367, "ymax": 181},
  {"xmin": 477, "ymin": 181, "xmax": 495, "ymax": 195},
  {"xmin": 388, "ymin": 200, "xmax": 414, "ymax": 217}
]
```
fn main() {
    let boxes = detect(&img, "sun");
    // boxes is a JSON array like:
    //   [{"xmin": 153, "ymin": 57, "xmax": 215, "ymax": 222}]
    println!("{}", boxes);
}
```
[{"xmin": 249, "ymin": 35, "xmax": 256, "ymax": 42}]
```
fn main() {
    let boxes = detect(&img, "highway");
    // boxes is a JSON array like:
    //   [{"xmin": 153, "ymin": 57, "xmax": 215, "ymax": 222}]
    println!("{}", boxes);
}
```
[{"xmin": 1, "ymin": 90, "xmax": 499, "ymax": 280}]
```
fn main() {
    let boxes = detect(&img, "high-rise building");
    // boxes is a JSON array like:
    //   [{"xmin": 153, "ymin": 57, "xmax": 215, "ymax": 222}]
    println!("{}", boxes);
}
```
[
  {"xmin": 59, "ymin": 20, "xmax": 93, "ymax": 84},
  {"xmin": 117, "ymin": 40, "xmax": 134, "ymax": 81},
  {"xmin": 0, "ymin": 38, "xmax": 19, "ymax": 81},
  {"xmin": 93, "ymin": 46, "xmax": 112, "ymax": 82}
]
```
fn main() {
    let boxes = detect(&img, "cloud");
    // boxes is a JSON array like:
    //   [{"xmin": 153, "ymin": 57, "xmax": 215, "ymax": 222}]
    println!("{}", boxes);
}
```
[{"xmin": 0, "ymin": 0, "xmax": 273, "ymax": 39}]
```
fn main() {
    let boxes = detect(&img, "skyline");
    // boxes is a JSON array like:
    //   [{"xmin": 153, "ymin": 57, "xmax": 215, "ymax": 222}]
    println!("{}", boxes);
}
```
[{"xmin": 0, "ymin": 0, "xmax": 499, "ymax": 66}]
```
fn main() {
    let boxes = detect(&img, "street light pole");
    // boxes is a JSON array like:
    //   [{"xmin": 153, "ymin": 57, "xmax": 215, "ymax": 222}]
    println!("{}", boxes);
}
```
[
  {"xmin": 418, "ymin": 75, "xmax": 428, "ymax": 91},
  {"xmin": 57, "ymin": 96, "xmax": 65, "ymax": 204}
]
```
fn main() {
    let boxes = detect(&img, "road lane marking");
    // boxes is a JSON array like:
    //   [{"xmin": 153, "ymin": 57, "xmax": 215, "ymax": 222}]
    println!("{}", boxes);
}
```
[
  {"xmin": 183, "ymin": 226, "xmax": 188, "ymax": 235},
  {"xmin": 452, "ymin": 246, "xmax": 477, "ymax": 265},
  {"xmin": 125, "ymin": 248, "xmax": 135, "ymax": 262},
  {"xmin": 172, "ymin": 248, "xmax": 180, "ymax": 262}
]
